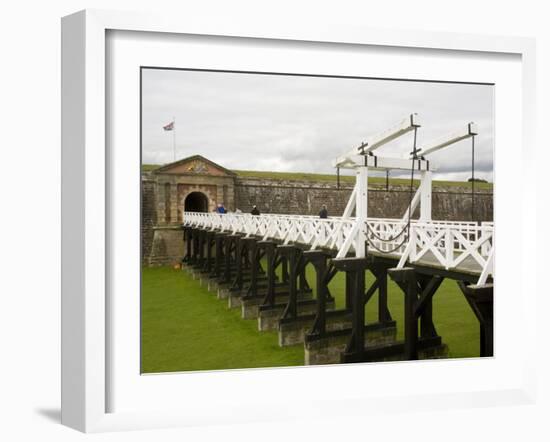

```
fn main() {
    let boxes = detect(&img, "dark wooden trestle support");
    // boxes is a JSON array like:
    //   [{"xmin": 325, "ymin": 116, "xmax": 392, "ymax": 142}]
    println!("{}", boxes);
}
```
[
  {"xmin": 239, "ymin": 240, "xmax": 292, "ymax": 319},
  {"xmin": 184, "ymin": 227, "xmax": 197, "ymax": 266},
  {"xmin": 276, "ymin": 250, "xmax": 340, "ymax": 346},
  {"xmin": 183, "ymin": 228, "xmax": 211, "ymax": 277},
  {"xmin": 457, "ymin": 282, "xmax": 493, "ymax": 357},
  {"xmin": 237, "ymin": 240, "xmax": 313, "ymax": 323},
  {"xmin": 182, "ymin": 226, "xmax": 193, "ymax": 264},
  {"xmin": 375, "ymin": 264, "xmax": 393, "ymax": 324},
  {"xmin": 212, "ymin": 232, "xmax": 228, "ymax": 280},
  {"xmin": 191, "ymin": 229, "xmax": 217, "ymax": 287},
  {"xmin": 416, "ymin": 274, "xmax": 443, "ymax": 343},
  {"xmin": 278, "ymin": 245, "xmax": 301, "ymax": 318},
  {"xmin": 214, "ymin": 233, "xmax": 243, "ymax": 299},
  {"xmin": 256, "ymin": 245, "xmax": 315, "ymax": 332},
  {"xmin": 191, "ymin": 227, "xmax": 200, "ymax": 265},
  {"xmin": 240, "ymin": 237, "xmax": 261, "ymax": 305},
  {"xmin": 340, "ymin": 258, "xmax": 367, "ymax": 356},
  {"xmin": 258, "ymin": 241, "xmax": 277, "ymax": 307},
  {"xmin": 234, "ymin": 238, "xmax": 269, "ymax": 309},
  {"xmin": 202, "ymin": 230, "xmax": 216, "ymax": 274},
  {"xmin": 277, "ymin": 245, "xmax": 311, "ymax": 319},
  {"xmin": 225, "ymin": 235, "xmax": 267, "ymax": 305},
  {"xmin": 336, "ymin": 258, "xmax": 398, "ymax": 363},
  {"xmin": 306, "ymin": 250, "xmax": 338, "ymax": 338},
  {"xmin": 182, "ymin": 227, "xmax": 201, "ymax": 275},
  {"xmin": 222, "ymin": 234, "xmax": 239, "ymax": 284},
  {"xmin": 304, "ymin": 256, "xmax": 397, "ymax": 365},
  {"xmin": 196, "ymin": 228, "xmax": 206, "ymax": 269},
  {"xmin": 376, "ymin": 267, "xmax": 447, "ymax": 362},
  {"xmin": 230, "ymin": 234, "xmax": 248, "ymax": 292},
  {"xmin": 182, "ymin": 228, "xmax": 207, "ymax": 283}
]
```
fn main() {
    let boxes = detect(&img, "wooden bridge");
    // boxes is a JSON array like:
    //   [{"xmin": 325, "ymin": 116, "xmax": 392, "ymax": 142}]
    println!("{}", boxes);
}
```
[
  {"xmin": 181, "ymin": 212, "xmax": 494, "ymax": 364},
  {"xmin": 180, "ymin": 114, "xmax": 494, "ymax": 364}
]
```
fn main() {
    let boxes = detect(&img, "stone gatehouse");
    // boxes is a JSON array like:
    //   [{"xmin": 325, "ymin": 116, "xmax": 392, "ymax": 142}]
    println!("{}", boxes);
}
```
[
  {"xmin": 142, "ymin": 154, "xmax": 493, "ymax": 265},
  {"xmin": 150, "ymin": 155, "xmax": 236, "ymax": 221},
  {"xmin": 142, "ymin": 155, "xmax": 237, "ymax": 265}
]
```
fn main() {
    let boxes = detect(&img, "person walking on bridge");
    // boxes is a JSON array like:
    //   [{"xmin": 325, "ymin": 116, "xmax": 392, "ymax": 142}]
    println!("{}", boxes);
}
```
[
  {"xmin": 251, "ymin": 205, "xmax": 260, "ymax": 216},
  {"xmin": 319, "ymin": 204, "xmax": 328, "ymax": 219}
]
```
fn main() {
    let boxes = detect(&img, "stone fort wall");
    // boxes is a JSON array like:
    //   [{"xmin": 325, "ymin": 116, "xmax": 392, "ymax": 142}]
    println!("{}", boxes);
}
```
[
  {"xmin": 233, "ymin": 177, "xmax": 493, "ymax": 221},
  {"xmin": 142, "ymin": 179, "xmax": 157, "ymax": 260},
  {"xmin": 141, "ymin": 174, "xmax": 493, "ymax": 264}
]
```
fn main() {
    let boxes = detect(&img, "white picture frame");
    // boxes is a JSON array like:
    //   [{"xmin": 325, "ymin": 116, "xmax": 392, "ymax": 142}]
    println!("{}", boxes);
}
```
[{"xmin": 61, "ymin": 9, "xmax": 537, "ymax": 433}]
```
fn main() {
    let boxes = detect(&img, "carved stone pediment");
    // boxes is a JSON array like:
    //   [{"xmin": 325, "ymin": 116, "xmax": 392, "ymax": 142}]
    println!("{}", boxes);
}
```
[{"xmin": 153, "ymin": 155, "xmax": 236, "ymax": 177}]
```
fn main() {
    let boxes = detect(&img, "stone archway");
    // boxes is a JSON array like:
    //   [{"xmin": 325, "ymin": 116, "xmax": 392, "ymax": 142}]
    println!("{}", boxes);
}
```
[{"xmin": 184, "ymin": 191, "xmax": 209, "ymax": 213}]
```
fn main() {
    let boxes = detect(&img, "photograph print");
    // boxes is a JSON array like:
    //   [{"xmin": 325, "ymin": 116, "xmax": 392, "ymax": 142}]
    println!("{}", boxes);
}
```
[{"xmin": 140, "ymin": 67, "xmax": 494, "ymax": 374}]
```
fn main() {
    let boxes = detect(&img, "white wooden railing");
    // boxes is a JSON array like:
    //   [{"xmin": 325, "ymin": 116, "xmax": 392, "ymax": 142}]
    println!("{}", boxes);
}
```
[{"xmin": 182, "ymin": 211, "xmax": 493, "ymax": 286}]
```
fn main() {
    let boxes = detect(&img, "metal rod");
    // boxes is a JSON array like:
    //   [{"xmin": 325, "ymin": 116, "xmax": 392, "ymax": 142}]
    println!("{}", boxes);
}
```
[
  {"xmin": 471, "ymin": 135, "xmax": 475, "ymax": 222},
  {"xmin": 412, "ymin": 126, "xmax": 418, "ymax": 158}
]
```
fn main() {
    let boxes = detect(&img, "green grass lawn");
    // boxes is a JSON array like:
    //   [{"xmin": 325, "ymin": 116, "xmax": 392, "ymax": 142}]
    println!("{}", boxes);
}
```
[
  {"xmin": 141, "ymin": 267, "xmax": 304, "ymax": 373},
  {"xmin": 141, "ymin": 265, "xmax": 479, "ymax": 374}
]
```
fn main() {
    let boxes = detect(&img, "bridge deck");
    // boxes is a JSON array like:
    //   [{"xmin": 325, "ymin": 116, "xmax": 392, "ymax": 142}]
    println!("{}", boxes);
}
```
[{"xmin": 368, "ymin": 249, "xmax": 483, "ymax": 277}]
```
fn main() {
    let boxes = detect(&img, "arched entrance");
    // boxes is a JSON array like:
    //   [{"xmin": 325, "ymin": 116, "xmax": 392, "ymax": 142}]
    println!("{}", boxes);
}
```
[{"xmin": 184, "ymin": 191, "xmax": 209, "ymax": 213}]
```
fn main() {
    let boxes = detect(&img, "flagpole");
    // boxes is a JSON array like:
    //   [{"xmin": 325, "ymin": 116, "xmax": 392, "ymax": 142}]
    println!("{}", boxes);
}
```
[{"xmin": 173, "ymin": 116, "xmax": 176, "ymax": 161}]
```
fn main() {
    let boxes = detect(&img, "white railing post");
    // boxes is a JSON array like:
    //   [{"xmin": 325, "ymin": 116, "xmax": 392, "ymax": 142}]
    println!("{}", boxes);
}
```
[
  {"xmin": 445, "ymin": 227, "xmax": 453, "ymax": 269},
  {"xmin": 409, "ymin": 224, "xmax": 416, "ymax": 262},
  {"xmin": 419, "ymin": 170, "xmax": 432, "ymax": 222},
  {"xmin": 355, "ymin": 167, "xmax": 368, "ymax": 257},
  {"xmin": 477, "ymin": 248, "xmax": 494, "ymax": 286}
]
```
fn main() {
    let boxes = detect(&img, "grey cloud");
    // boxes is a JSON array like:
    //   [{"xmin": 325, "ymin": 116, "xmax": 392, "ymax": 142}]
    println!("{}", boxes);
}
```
[{"xmin": 142, "ymin": 69, "xmax": 494, "ymax": 182}]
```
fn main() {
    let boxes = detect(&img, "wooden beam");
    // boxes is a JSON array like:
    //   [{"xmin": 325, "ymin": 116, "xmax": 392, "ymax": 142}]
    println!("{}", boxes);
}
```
[
  {"xmin": 334, "ymin": 113, "xmax": 420, "ymax": 167},
  {"xmin": 415, "ymin": 123, "xmax": 478, "ymax": 158}
]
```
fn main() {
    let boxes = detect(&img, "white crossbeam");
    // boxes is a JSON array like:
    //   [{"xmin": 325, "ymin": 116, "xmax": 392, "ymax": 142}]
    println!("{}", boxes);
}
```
[
  {"xmin": 414, "ymin": 122, "xmax": 477, "ymax": 158},
  {"xmin": 341, "ymin": 155, "xmax": 435, "ymax": 171},
  {"xmin": 334, "ymin": 113, "xmax": 420, "ymax": 168}
]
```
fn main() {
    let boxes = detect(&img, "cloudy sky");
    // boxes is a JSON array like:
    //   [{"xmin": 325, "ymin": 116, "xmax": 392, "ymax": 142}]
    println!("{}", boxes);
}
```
[{"xmin": 142, "ymin": 68, "xmax": 494, "ymax": 182}]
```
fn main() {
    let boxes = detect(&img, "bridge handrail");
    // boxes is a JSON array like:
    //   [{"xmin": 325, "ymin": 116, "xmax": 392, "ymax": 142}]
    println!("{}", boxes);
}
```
[{"xmin": 182, "ymin": 211, "xmax": 493, "ymax": 286}]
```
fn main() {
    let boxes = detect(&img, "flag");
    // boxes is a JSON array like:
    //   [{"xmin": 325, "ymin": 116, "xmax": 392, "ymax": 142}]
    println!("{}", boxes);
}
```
[{"xmin": 163, "ymin": 121, "xmax": 174, "ymax": 131}]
